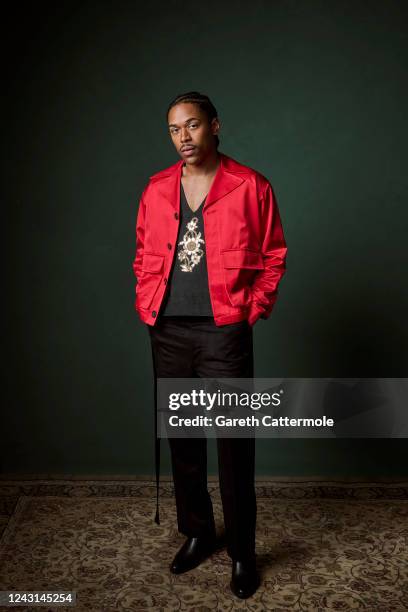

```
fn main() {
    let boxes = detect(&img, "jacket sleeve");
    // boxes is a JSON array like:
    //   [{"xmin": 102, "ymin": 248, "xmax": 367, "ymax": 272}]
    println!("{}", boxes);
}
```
[
  {"xmin": 247, "ymin": 181, "xmax": 288, "ymax": 326},
  {"xmin": 132, "ymin": 191, "xmax": 147, "ymax": 285}
]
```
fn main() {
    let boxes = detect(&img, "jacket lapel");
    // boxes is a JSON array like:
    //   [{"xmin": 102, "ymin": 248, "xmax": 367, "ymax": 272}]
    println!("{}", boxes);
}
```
[{"xmin": 153, "ymin": 153, "xmax": 247, "ymax": 213}]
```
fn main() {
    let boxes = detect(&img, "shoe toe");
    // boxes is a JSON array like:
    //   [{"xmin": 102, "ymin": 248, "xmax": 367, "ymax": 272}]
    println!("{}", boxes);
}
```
[
  {"xmin": 230, "ymin": 579, "xmax": 259, "ymax": 599},
  {"xmin": 169, "ymin": 536, "xmax": 216, "ymax": 574},
  {"xmin": 170, "ymin": 560, "xmax": 185, "ymax": 574},
  {"xmin": 230, "ymin": 561, "xmax": 260, "ymax": 599}
]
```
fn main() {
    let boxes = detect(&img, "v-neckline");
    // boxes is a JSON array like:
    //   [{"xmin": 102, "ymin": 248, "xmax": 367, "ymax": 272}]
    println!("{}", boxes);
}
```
[{"xmin": 181, "ymin": 181, "xmax": 207, "ymax": 214}]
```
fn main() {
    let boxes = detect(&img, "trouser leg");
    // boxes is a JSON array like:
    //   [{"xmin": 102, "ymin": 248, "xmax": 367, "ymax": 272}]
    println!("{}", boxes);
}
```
[
  {"xmin": 216, "ymin": 436, "xmax": 256, "ymax": 561},
  {"xmin": 192, "ymin": 318, "xmax": 257, "ymax": 561},
  {"xmin": 168, "ymin": 436, "xmax": 216, "ymax": 537},
  {"xmin": 148, "ymin": 316, "xmax": 215, "ymax": 536}
]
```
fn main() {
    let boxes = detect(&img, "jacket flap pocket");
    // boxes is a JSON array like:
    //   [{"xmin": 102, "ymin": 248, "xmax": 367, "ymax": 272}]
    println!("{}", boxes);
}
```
[
  {"xmin": 141, "ymin": 252, "xmax": 164, "ymax": 273},
  {"xmin": 221, "ymin": 249, "xmax": 264, "ymax": 269}
]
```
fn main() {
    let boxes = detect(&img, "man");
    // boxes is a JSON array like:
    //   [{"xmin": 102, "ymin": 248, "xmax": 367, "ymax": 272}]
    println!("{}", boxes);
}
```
[{"xmin": 132, "ymin": 91, "xmax": 287, "ymax": 599}]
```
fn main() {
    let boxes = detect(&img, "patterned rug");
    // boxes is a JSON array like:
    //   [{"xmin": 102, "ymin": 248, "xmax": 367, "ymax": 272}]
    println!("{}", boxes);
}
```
[{"xmin": 0, "ymin": 479, "xmax": 408, "ymax": 611}]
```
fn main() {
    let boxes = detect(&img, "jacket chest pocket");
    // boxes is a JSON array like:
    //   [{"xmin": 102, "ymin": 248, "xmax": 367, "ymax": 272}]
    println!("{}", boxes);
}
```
[
  {"xmin": 136, "ymin": 252, "xmax": 165, "ymax": 309},
  {"xmin": 221, "ymin": 248, "xmax": 264, "ymax": 307}
]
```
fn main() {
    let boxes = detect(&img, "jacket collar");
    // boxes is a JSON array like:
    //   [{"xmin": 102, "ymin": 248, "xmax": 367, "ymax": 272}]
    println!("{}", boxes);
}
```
[{"xmin": 150, "ymin": 152, "xmax": 248, "ymax": 213}]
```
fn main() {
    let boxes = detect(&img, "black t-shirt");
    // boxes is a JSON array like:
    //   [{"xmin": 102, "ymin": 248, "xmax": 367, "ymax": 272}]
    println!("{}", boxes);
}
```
[{"xmin": 160, "ymin": 182, "xmax": 213, "ymax": 316}]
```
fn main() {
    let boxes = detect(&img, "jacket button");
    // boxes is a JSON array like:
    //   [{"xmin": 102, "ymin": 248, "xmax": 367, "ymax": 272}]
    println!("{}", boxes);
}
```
[
  {"xmin": 174, "ymin": 212, "xmax": 179, "ymax": 220},
  {"xmin": 167, "ymin": 243, "xmax": 172, "ymax": 249},
  {"xmin": 152, "ymin": 310, "xmax": 157, "ymax": 318},
  {"xmin": 163, "ymin": 278, "xmax": 167, "ymax": 285}
]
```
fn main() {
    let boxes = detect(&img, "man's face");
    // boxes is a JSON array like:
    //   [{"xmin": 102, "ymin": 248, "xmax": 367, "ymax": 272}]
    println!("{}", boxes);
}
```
[{"xmin": 167, "ymin": 102, "xmax": 219, "ymax": 164}]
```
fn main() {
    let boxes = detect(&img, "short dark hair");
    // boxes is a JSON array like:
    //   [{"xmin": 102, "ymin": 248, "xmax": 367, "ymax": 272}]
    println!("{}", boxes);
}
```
[{"xmin": 167, "ymin": 91, "xmax": 220, "ymax": 149}]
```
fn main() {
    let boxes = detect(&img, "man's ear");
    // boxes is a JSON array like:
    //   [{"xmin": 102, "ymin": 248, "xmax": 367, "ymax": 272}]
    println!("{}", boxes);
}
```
[{"xmin": 211, "ymin": 117, "xmax": 220, "ymax": 135}]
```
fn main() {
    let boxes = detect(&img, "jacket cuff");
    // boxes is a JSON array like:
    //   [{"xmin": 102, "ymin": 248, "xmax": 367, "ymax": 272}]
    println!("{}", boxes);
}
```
[{"xmin": 247, "ymin": 300, "xmax": 266, "ymax": 326}]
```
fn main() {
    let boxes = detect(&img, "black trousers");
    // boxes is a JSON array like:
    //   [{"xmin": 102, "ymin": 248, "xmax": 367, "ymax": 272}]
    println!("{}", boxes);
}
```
[{"xmin": 148, "ymin": 314, "xmax": 257, "ymax": 562}]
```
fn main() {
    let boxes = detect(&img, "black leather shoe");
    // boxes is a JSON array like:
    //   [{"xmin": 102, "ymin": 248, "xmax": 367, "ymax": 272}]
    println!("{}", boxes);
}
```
[
  {"xmin": 170, "ymin": 535, "xmax": 217, "ymax": 574},
  {"xmin": 230, "ymin": 558, "xmax": 260, "ymax": 599}
]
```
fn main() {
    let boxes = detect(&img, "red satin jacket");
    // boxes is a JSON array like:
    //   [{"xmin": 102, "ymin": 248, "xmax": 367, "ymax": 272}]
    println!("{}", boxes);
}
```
[{"xmin": 132, "ymin": 152, "xmax": 287, "ymax": 327}]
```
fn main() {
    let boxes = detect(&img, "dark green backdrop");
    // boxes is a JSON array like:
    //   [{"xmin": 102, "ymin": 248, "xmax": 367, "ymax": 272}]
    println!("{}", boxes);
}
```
[{"xmin": 3, "ymin": 1, "xmax": 407, "ymax": 476}]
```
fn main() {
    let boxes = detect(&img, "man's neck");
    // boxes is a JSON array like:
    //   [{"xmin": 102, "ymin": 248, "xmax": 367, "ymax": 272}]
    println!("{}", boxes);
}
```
[{"xmin": 182, "ymin": 150, "xmax": 220, "ymax": 178}]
